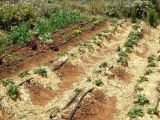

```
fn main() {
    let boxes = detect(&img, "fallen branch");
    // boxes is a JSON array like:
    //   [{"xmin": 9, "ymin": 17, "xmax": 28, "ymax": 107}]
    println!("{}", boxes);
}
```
[
  {"xmin": 67, "ymin": 88, "xmax": 94, "ymax": 120},
  {"xmin": 51, "ymin": 57, "xmax": 68, "ymax": 71},
  {"xmin": 62, "ymin": 91, "xmax": 81, "ymax": 110},
  {"xmin": 17, "ymin": 78, "xmax": 33, "ymax": 86}
]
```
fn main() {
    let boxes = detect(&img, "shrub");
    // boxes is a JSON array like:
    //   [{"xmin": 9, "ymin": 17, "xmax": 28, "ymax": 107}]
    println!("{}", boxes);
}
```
[
  {"xmin": 147, "ymin": 8, "xmax": 158, "ymax": 28},
  {"xmin": 128, "ymin": 107, "xmax": 144, "ymax": 118},
  {"xmin": 0, "ymin": 4, "xmax": 36, "ymax": 29},
  {"xmin": 34, "ymin": 67, "xmax": 47, "ymax": 77},
  {"xmin": 134, "ymin": 94, "xmax": 149, "ymax": 105},
  {"xmin": 10, "ymin": 23, "xmax": 31, "ymax": 44}
]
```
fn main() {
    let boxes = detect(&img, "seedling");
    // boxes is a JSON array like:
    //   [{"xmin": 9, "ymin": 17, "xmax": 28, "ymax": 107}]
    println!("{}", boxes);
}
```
[
  {"xmin": 134, "ymin": 94, "xmax": 149, "ymax": 105},
  {"xmin": 34, "ymin": 67, "xmax": 47, "ymax": 77},
  {"xmin": 144, "ymin": 69, "xmax": 153, "ymax": 75},
  {"xmin": 7, "ymin": 83, "xmax": 19, "ymax": 100},
  {"xmin": 2, "ymin": 78, "xmax": 14, "ymax": 86},
  {"xmin": 147, "ymin": 61, "xmax": 156, "ymax": 67},
  {"xmin": 95, "ymin": 79, "xmax": 103, "ymax": 86},
  {"xmin": 72, "ymin": 29, "xmax": 82, "ymax": 36},
  {"xmin": 147, "ymin": 108, "xmax": 159, "ymax": 115},
  {"xmin": 134, "ymin": 84, "xmax": 143, "ymax": 92},
  {"xmin": 99, "ymin": 62, "xmax": 108, "ymax": 68},
  {"xmin": 18, "ymin": 70, "xmax": 30, "ymax": 78},
  {"xmin": 128, "ymin": 107, "xmax": 144, "ymax": 118},
  {"xmin": 138, "ymin": 76, "xmax": 148, "ymax": 83},
  {"xmin": 58, "ymin": 51, "xmax": 68, "ymax": 57},
  {"xmin": 75, "ymin": 88, "xmax": 82, "ymax": 93}
]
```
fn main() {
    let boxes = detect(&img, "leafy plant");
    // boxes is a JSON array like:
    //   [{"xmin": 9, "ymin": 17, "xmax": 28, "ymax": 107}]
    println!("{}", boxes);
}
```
[
  {"xmin": 95, "ymin": 79, "xmax": 103, "ymax": 86},
  {"xmin": 117, "ymin": 50, "xmax": 129, "ymax": 66},
  {"xmin": 147, "ymin": 8, "xmax": 158, "ymax": 28},
  {"xmin": 148, "ymin": 55, "xmax": 156, "ymax": 63},
  {"xmin": 138, "ymin": 76, "xmax": 149, "ymax": 83},
  {"xmin": 18, "ymin": 70, "xmax": 30, "ymax": 78},
  {"xmin": 147, "ymin": 108, "xmax": 159, "ymax": 115},
  {"xmin": 10, "ymin": 23, "xmax": 31, "ymax": 44},
  {"xmin": 147, "ymin": 61, "xmax": 156, "ymax": 67},
  {"xmin": 145, "ymin": 68, "xmax": 153, "ymax": 75},
  {"xmin": 7, "ymin": 83, "xmax": 19, "ymax": 100},
  {"xmin": 99, "ymin": 62, "xmax": 108, "ymax": 68},
  {"xmin": 134, "ymin": 84, "xmax": 143, "ymax": 92},
  {"xmin": 134, "ymin": 94, "xmax": 149, "ymax": 105},
  {"xmin": 72, "ymin": 29, "xmax": 82, "ymax": 36},
  {"xmin": 128, "ymin": 107, "xmax": 144, "ymax": 118},
  {"xmin": 34, "ymin": 67, "xmax": 47, "ymax": 77},
  {"xmin": 2, "ymin": 78, "xmax": 14, "ymax": 86}
]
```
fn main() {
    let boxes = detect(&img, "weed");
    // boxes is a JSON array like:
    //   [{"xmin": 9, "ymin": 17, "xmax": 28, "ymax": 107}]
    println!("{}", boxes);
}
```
[
  {"xmin": 95, "ymin": 79, "xmax": 103, "ymax": 86},
  {"xmin": 147, "ymin": 108, "xmax": 159, "ymax": 115},
  {"xmin": 134, "ymin": 84, "xmax": 143, "ymax": 92},
  {"xmin": 99, "ymin": 62, "xmax": 108, "ymax": 68},
  {"xmin": 75, "ymin": 88, "xmax": 82, "ymax": 93},
  {"xmin": 148, "ymin": 55, "xmax": 156, "ymax": 63},
  {"xmin": 18, "ymin": 70, "xmax": 30, "ymax": 78},
  {"xmin": 72, "ymin": 29, "xmax": 82, "ymax": 36},
  {"xmin": 34, "ymin": 67, "xmax": 47, "ymax": 77},
  {"xmin": 2, "ymin": 78, "xmax": 14, "ymax": 86},
  {"xmin": 138, "ymin": 76, "xmax": 149, "ymax": 83},
  {"xmin": 144, "ymin": 69, "xmax": 153, "ymax": 75},
  {"xmin": 147, "ymin": 61, "xmax": 156, "ymax": 67},
  {"xmin": 134, "ymin": 94, "xmax": 149, "ymax": 105},
  {"xmin": 128, "ymin": 107, "xmax": 144, "ymax": 118},
  {"xmin": 58, "ymin": 51, "xmax": 68, "ymax": 57},
  {"xmin": 117, "ymin": 50, "xmax": 129, "ymax": 66}
]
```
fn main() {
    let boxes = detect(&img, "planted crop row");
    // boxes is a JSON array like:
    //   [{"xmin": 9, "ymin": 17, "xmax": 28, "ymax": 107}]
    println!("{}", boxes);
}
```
[
  {"xmin": 128, "ymin": 53, "xmax": 160, "ymax": 119},
  {"xmin": 117, "ymin": 24, "xmax": 143, "ymax": 66}
]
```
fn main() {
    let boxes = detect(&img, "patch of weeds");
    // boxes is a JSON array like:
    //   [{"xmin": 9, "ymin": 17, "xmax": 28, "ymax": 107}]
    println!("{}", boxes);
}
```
[
  {"xmin": 134, "ymin": 84, "xmax": 143, "ymax": 92},
  {"xmin": 86, "ymin": 77, "xmax": 91, "ymax": 82},
  {"xmin": 134, "ymin": 94, "xmax": 149, "ymax": 105},
  {"xmin": 147, "ymin": 8, "xmax": 158, "ymax": 28},
  {"xmin": 138, "ymin": 76, "xmax": 149, "ymax": 83},
  {"xmin": 147, "ymin": 61, "xmax": 156, "ymax": 67},
  {"xmin": 144, "ymin": 69, "xmax": 153, "ymax": 75},
  {"xmin": 5, "ymin": 55, "xmax": 23, "ymax": 66},
  {"xmin": 58, "ymin": 51, "xmax": 68, "ymax": 57},
  {"xmin": 147, "ymin": 108, "xmax": 159, "ymax": 115},
  {"xmin": 99, "ymin": 62, "xmax": 108, "ymax": 68},
  {"xmin": 75, "ymin": 88, "xmax": 82, "ymax": 93},
  {"xmin": 117, "ymin": 50, "xmax": 129, "ymax": 66},
  {"xmin": 78, "ymin": 41, "xmax": 94, "ymax": 51},
  {"xmin": 93, "ymin": 69, "xmax": 102, "ymax": 74},
  {"xmin": 72, "ymin": 29, "xmax": 82, "ymax": 36},
  {"xmin": 128, "ymin": 107, "xmax": 144, "ymax": 118},
  {"xmin": 2, "ymin": 78, "xmax": 14, "ymax": 86},
  {"xmin": 148, "ymin": 55, "xmax": 156, "ymax": 63},
  {"xmin": 34, "ymin": 67, "xmax": 47, "ymax": 77},
  {"xmin": 95, "ymin": 79, "xmax": 103, "ymax": 86},
  {"xmin": 70, "ymin": 53, "xmax": 77, "ymax": 58},
  {"xmin": 18, "ymin": 70, "xmax": 30, "ymax": 78}
]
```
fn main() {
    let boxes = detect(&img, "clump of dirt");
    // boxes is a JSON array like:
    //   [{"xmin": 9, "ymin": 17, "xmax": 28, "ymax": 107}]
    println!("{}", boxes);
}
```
[
  {"xmin": 112, "ymin": 66, "xmax": 131, "ymax": 83},
  {"xmin": 27, "ymin": 83, "xmax": 56, "ymax": 106},
  {"xmin": 62, "ymin": 90, "xmax": 117, "ymax": 120},
  {"xmin": 135, "ymin": 43, "xmax": 149, "ymax": 58}
]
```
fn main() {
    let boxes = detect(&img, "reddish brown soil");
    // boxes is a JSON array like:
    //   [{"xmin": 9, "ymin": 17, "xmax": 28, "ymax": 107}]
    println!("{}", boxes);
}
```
[
  {"xmin": 62, "ymin": 90, "xmax": 117, "ymax": 120},
  {"xmin": 112, "ymin": 66, "xmax": 131, "ymax": 83},
  {"xmin": 27, "ymin": 83, "xmax": 56, "ymax": 106},
  {"xmin": 0, "ymin": 106, "xmax": 10, "ymax": 120},
  {"xmin": 0, "ymin": 21, "xmax": 108, "ymax": 78}
]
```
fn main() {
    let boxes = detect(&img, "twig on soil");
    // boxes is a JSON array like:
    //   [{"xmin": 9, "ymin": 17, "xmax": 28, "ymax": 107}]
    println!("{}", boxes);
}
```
[
  {"xmin": 62, "ymin": 91, "xmax": 81, "ymax": 110},
  {"xmin": 51, "ymin": 57, "xmax": 68, "ymax": 71},
  {"xmin": 67, "ymin": 88, "xmax": 94, "ymax": 120},
  {"xmin": 17, "ymin": 78, "xmax": 33, "ymax": 86}
]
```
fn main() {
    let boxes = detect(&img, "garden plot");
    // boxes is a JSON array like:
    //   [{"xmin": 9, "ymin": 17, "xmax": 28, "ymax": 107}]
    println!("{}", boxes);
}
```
[{"xmin": 0, "ymin": 19, "xmax": 160, "ymax": 120}]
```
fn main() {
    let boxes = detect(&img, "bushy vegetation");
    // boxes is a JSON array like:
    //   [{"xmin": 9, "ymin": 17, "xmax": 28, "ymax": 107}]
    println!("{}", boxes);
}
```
[
  {"xmin": 128, "ymin": 107, "xmax": 144, "ymax": 118},
  {"xmin": 34, "ymin": 67, "xmax": 47, "ymax": 77},
  {"xmin": 10, "ymin": 23, "xmax": 31, "ymax": 44}
]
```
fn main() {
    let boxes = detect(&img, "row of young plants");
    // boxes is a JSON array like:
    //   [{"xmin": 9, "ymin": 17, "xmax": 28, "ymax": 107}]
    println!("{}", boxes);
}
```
[
  {"xmin": 117, "ymin": 23, "xmax": 143, "ymax": 66},
  {"xmin": 127, "ymin": 54, "xmax": 160, "ymax": 119},
  {"xmin": 1, "ymin": 67, "xmax": 48, "ymax": 100}
]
